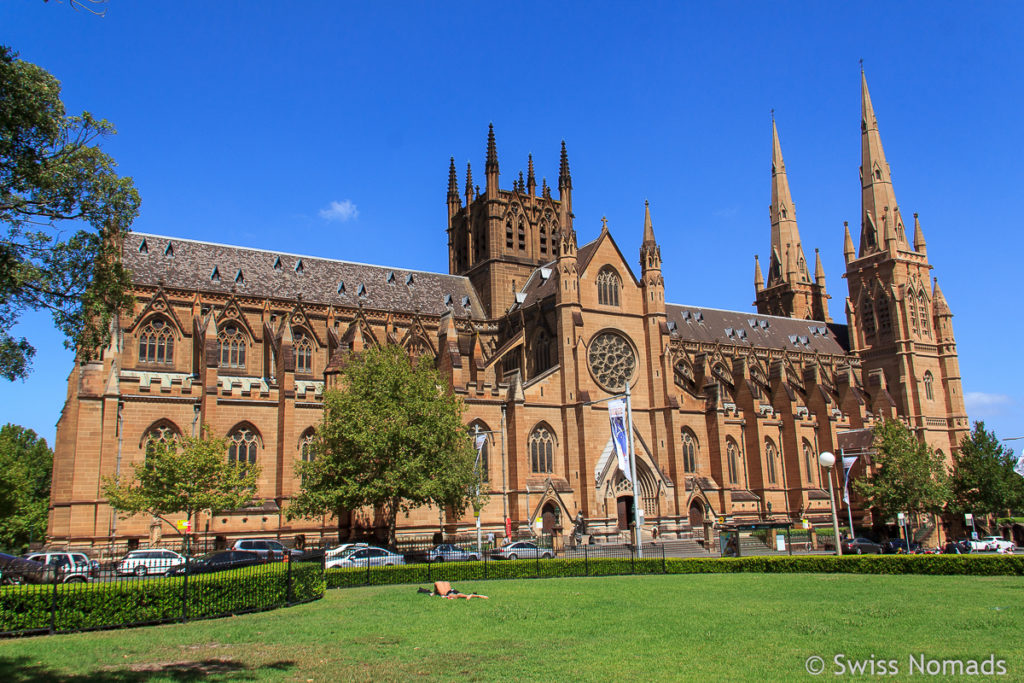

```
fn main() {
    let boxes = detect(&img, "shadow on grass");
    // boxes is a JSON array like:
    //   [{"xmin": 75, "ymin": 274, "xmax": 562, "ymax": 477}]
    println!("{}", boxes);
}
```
[{"xmin": 0, "ymin": 655, "xmax": 295, "ymax": 682}]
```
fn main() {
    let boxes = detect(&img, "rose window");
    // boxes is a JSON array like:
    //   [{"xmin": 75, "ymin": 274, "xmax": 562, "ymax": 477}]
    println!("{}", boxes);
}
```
[{"xmin": 587, "ymin": 331, "xmax": 637, "ymax": 391}]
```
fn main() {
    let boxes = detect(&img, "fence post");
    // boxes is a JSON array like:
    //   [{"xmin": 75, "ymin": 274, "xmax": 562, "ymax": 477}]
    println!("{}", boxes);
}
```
[
  {"xmin": 182, "ymin": 556, "xmax": 190, "ymax": 623},
  {"xmin": 535, "ymin": 551, "xmax": 539, "ymax": 578},
  {"xmin": 427, "ymin": 557, "xmax": 431, "ymax": 583},
  {"xmin": 366, "ymin": 557, "xmax": 370, "ymax": 586},
  {"xmin": 662, "ymin": 544, "xmax": 667, "ymax": 574},
  {"xmin": 484, "ymin": 550, "xmax": 488, "ymax": 580},
  {"xmin": 49, "ymin": 572, "xmax": 58, "ymax": 634},
  {"xmin": 584, "ymin": 545, "xmax": 589, "ymax": 577},
  {"xmin": 286, "ymin": 555, "xmax": 294, "ymax": 604},
  {"xmin": 630, "ymin": 545, "xmax": 635, "ymax": 575}
]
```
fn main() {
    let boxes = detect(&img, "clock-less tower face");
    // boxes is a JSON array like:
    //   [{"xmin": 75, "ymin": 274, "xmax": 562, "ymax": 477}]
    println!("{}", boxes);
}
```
[{"xmin": 587, "ymin": 331, "xmax": 637, "ymax": 392}]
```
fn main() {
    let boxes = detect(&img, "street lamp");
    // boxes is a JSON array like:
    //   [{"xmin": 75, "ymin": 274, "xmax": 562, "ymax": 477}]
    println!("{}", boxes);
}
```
[{"xmin": 819, "ymin": 451, "xmax": 843, "ymax": 556}]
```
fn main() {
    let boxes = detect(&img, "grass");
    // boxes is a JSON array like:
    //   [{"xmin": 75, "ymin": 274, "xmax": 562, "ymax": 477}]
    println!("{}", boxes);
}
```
[{"xmin": 1, "ymin": 573, "xmax": 1022, "ymax": 681}]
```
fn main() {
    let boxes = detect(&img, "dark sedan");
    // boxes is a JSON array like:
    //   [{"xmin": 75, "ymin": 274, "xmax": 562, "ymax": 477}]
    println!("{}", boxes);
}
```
[
  {"xmin": 0, "ymin": 552, "xmax": 46, "ymax": 585},
  {"xmin": 166, "ymin": 550, "xmax": 262, "ymax": 576},
  {"xmin": 882, "ymin": 539, "xmax": 921, "ymax": 554},
  {"xmin": 841, "ymin": 537, "xmax": 883, "ymax": 555}
]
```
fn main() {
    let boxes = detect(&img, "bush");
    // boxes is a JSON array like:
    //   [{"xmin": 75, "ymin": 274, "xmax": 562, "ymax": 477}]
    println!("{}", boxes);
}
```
[
  {"xmin": 0, "ymin": 562, "xmax": 324, "ymax": 635},
  {"xmin": 323, "ymin": 554, "xmax": 1024, "ymax": 590}
]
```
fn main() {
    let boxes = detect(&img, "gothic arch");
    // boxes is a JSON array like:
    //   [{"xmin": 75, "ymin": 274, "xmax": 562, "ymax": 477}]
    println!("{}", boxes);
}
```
[
  {"xmin": 226, "ymin": 422, "xmax": 262, "ymax": 466},
  {"xmin": 596, "ymin": 266, "xmax": 621, "ymax": 306},
  {"xmin": 528, "ymin": 422, "xmax": 557, "ymax": 474},
  {"xmin": 139, "ymin": 419, "xmax": 181, "ymax": 450},
  {"xmin": 468, "ymin": 419, "xmax": 493, "ymax": 483}
]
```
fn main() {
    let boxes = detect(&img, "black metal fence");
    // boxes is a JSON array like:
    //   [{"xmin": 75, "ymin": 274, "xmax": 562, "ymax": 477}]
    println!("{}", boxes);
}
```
[{"xmin": 0, "ymin": 551, "xmax": 325, "ymax": 637}]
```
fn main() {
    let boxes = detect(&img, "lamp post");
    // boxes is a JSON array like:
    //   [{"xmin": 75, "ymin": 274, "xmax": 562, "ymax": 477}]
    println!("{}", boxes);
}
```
[{"xmin": 819, "ymin": 451, "xmax": 842, "ymax": 556}]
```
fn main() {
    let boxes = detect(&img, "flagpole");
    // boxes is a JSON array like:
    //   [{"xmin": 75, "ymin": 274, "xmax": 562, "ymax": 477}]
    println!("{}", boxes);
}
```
[{"xmin": 626, "ymin": 381, "xmax": 642, "ymax": 559}]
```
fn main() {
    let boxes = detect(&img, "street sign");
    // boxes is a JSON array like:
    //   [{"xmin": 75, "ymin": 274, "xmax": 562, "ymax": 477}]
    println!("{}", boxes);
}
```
[
  {"xmin": 897, "ymin": 512, "xmax": 906, "ymax": 524},
  {"xmin": 176, "ymin": 520, "xmax": 191, "ymax": 532},
  {"xmin": 965, "ymin": 513, "xmax": 974, "ymax": 524}
]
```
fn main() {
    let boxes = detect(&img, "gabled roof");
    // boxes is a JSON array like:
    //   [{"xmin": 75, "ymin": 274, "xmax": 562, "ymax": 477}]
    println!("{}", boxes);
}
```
[
  {"xmin": 665, "ymin": 303, "xmax": 850, "ymax": 355},
  {"xmin": 124, "ymin": 233, "xmax": 485, "ymax": 320}
]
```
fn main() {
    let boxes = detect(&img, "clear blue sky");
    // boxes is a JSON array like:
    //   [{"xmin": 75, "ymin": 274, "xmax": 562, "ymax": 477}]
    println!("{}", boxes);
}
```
[{"xmin": 2, "ymin": 2, "xmax": 1022, "ymax": 459}]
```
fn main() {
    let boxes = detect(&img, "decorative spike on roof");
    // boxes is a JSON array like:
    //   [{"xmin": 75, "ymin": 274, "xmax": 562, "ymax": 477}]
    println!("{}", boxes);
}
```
[
  {"xmin": 447, "ymin": 157, "xmax": 458, "ymax": 196},
  {"xmin": 485, "ymin": 123, "xmax": 498, "ymax": 174},
  {"xmin": 558, "ymin": 140, "xmax": 572, "ymax": 190}
]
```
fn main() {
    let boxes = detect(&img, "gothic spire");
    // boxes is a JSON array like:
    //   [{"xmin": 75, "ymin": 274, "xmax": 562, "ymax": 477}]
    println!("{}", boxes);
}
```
[
  {"xmin": 814, "ymin": 248, "xmax": 826, "ymax": 285},
  {"xmin": 447, "ymin": 157, "xmax": 458, "ymax": 198},
  {"xmin": 642, "ymin": 200, "xmax": 655, "ymax": 244},
  {"xmin": 640, "ymin": 200, "xmax": 661, "ymax": 273},
  {"xmin": 464, "ymin": 161, "xmax": 473, "ymax": 204},
  {"xmin": 860, "ymin": 70, "xmax": 910, "ymax": 255},
  {"xmin": 754, "ymin": 255, "xmax": 764, "ymax": 293},
  {"xmin": 527, "ymin": 153, "xmax": 536, "ymax": 195},
  {"xmin": 486, "ymin": 123, "xmax": 498, "ymax": 173},
  {"xmin": 843, "ymin": 221, "xmax": 855, "ymax": 263},
  {"xmin": 767, "ymin": 119, "xmax": 809, "ymax": 288},
  {"xmin": 558, "ymin": 140, "xmax": 572, "ymax": 191},
  {"xmin": 932, "ymin": 277, "xmax": 951, "ymax": 317},
  {"xmin": 913, "ymin": 212, "xmax": 927, "ymax": 254}
]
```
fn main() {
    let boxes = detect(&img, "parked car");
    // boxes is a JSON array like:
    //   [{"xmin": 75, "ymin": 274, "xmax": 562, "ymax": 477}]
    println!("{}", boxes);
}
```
[
  {"xmin": 840, "ymin": 538, "xmax": 883, "ymax": 555},
  {"xmin": 116, "ymin": 549, "xmax": 186, "ymax": 576},
  {"xmin": 967, "ymin": 537, "xmax": 991, "ymax": 552},
  {"xmin": 166, "ymin": 550, "xmax": 262, "ymax": 576},
  {"xmin": 327, "ymin": 547, "xmax": 405, "ymax": 568},
  {"xmin": 325, "ymin": 543, "xmax": 369, "ymax": 560},
  {"xmin": 23, "ymin": 552, "xmax": 96, "ymax": 583},
  {"xmin": 942, "ymin": 541, "xmax": 972, "ymax": 554},
  {"xmin": 231, "ymin": 539, "xmax": 303, "ymax": 561},
  {"xmin": 490, "ymin": 541, "xmax": 554, "ymax": 560},
  {"xmin": 980, "ymin": 536, "xmax": 1016, "ymax": 553},
  {"xmin": 428, "ymin": 544, "xmax": 481, "ymax": 562},
  {"xmin": 0, "ymin": 552, "xmax": 46, "ymax": 585},
  {"xmin": 882, "ymin": 539, "xmax": 921, "ymax": 554}
]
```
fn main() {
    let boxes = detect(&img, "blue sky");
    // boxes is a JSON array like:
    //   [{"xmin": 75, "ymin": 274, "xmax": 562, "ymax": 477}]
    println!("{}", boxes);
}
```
[{"xmin": 2, "ymin": 2, "xmax": 1022, "ymax": 458}]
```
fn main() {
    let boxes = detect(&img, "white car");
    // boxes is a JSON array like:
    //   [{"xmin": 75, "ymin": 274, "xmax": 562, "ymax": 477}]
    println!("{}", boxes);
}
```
[
  {"xmin": 327, "ymin": 547, "xmax": 405, "ymax": 568},
  {"xmin": 325, "ymin": 543, "xmax": 369, "ymax": 560},
  {"xmin": 980, "ymin": 536, "xmax": 1016, "ymax": 553},
  {"xmin": 117, "ymin": 549, "xmax": 186, "ymax": 576},
  {"xmin": 23, "ymin": 552, "xmax": 96, "ymax": 583}
]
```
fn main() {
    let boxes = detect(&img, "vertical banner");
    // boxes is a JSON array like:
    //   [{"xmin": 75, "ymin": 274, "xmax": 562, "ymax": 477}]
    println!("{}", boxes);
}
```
[
  {"xmin": 1014, "ymin": 453, "xmax": 1024, "ymax": 479},
  {"xmin": 609, "ymin": 399, "xmax": 632, "ymax": 482},
  {"xmin": 474, "ymin": 433, "xmax": 487, "ymax": 458},
  {"xmin": 841, "ymin": 455, "xmax": 858, "ymax": 504}
]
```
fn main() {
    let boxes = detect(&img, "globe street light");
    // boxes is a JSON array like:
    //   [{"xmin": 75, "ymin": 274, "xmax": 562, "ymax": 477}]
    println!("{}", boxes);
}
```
[{"xmin": 819, "ymin": 451, "xmax": 843, "ymax": 556}]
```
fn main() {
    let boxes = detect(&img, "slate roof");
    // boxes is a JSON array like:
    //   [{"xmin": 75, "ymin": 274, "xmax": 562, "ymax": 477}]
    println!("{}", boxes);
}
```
[
  {"xmin": 665, "ymin": 303, "xmax": 851, "ymax": 355},
  {"xmin": 124, "ymin": 233, "xmax": 485, "ymax": 320}
]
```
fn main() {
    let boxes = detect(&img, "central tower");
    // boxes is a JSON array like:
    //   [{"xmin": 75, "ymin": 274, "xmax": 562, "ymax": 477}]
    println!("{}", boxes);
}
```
[{"xmin": 447, "ymin": 126, "xmax": 575, "ymax": 317}]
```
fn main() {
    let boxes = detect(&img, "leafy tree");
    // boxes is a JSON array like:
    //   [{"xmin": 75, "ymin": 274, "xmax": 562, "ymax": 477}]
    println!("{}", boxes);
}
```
[
  {"xmin": 854, "ymin": 419, "xmax": 950, "ymax": 523},
  {"xmin": 1, "ymin": 45, "xmax": 140, "ymax": 380},
  {"xmin": 949, "ymin": 421, "xmax": 1024, "ymax": 518},
  {"xmin": 102, "ymin": 431, "xmax": 260, "ymax": 545},
  {"xmin": 289, "ymin": 344, "xmax": 478, "ymax": 546},
  {"xmin": 0, "ymin": 424, "xmax": 52, "ymax": 553}
]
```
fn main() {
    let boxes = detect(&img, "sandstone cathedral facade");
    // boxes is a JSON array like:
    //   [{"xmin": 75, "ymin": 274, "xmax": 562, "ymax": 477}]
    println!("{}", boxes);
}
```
[{"xmin": 48, "ymin": 73, "xmax": 969, "ymax": 548}]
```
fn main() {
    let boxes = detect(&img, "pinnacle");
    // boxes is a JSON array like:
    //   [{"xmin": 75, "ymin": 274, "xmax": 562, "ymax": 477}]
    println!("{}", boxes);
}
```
[
  {"xmin": 642, "ymin": 200, "xmax": 656, "ymax": 244},
  {"xmin": 559, "ymin": 140, "xmax": 572, "ymax": 190},
  {"xmin": 486, "ymin": 123, "xmax": 498, "ymax": 173}
]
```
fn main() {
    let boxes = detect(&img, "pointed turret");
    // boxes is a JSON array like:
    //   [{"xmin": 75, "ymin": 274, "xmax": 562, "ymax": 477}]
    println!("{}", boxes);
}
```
[
  {"xmin": 860, "ymin": 70, "xmax": 911, "ymax": 256},
  {"xmin": 558, "ymin": 140, "xmax": 572, "ymax": 214},
  {"xmin": 527, "ymin": 153, "xmax": 536, "ymax": 196},
  {"xmin": 843, "ymin": 221, "xmax": 855, "ymax": 263},
  {"xmin": 767, "ymin": 119, "xmax": 810, "ymax": 288},
  {"xmin": 464, "ymin": 161, "xmax": 474, "ymax": 205},
  {"xmin": 913, "ymin": 212, "xmax": 927, "ymax": 254},
  {"xmin": 932, "ymin": 277, "xmax": 951, "ymax": 317},
  {"xmin": 754, "ymin": 255, "xmax": 764, "ymax": 293},
  {"xmin": 639, "ymin": 200, "xmax": 662, "ymax": 273},
  {"xmin": 447, "ymin": 157, "xmax": 458, "ymax": 198},
  {"xmin": 485, "ymin": 123, "xmax": 499, "ymax": 197},
  {"xmin": 814, "ymin": 248, "xmax": 826, "ymax": 286}
]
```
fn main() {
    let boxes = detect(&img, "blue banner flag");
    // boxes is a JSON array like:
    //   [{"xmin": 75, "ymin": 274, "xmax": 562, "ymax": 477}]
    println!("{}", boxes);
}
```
[{"xmin": 608, "ymin": 399, "xmax": 631, "ymax": 482}]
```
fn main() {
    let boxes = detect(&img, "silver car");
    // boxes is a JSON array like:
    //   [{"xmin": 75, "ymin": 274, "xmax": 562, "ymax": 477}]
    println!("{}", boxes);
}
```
[
  {"xmin": 116, "ymin": 549, "xmax": 186, "ymax": 576},
  {"xmin": 330, "ymin": 547, "xmax": 405, "ymax": 568},
  {"xmin": 429, "ymin": 544, "xmax": 481, "ymax": 562},
  {"xmin": 490, "ymin": 541, "xmax": 553, "ymax": 560}
]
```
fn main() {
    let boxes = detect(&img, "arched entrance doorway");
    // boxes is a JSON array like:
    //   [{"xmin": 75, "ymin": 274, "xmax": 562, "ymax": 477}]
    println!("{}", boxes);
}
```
[
  {"xmin": 688, "ymin": 501, "xmax": 705, "ymax": 529},
  {"xmin": 617, "ymin": 495, "xmax": 635, "ymax": 530},
  {"xmin": 541, "ymin": 502, "xmax": 561, "ymax": 534}
]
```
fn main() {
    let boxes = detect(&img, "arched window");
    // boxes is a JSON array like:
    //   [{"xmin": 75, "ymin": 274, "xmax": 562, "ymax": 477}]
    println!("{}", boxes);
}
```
[
  {"xmin": 138, "ymin": 318, "xmax": 175, "ymax": 364},
  {"xmin": 298, "ymin": 428, "xmax": 315, "ymax": 485},
  {"xmin": 861, "ymin": 298, "xmax": 876, "ymax": 338},
  {"xmin": 908, "ymin": 293, "xmax": 919, "ymax": 335},
  {"xmin": 923, "ymin": 371, "xmax": 934, "ymax": 401},
  {"xmin": 597, "ymin": 267, "xmax": 621, "ymax": 307},
  {"xmin": 765, "ymin": 438, "xmax": 778, "ymax": 485},
  {"xmin": 917, "ymin": 291, "xmax": 931, "ymax": 338},
  {"xmin": 876, "ymin": 294, "xmax": 892, "ymax": 333},
  {"xmin": 219, "ymin": 323, "xmax": 247, "ymax": 369},
  {"xmin": 532, "ymin": 330, "xmax": 552, "ymax": 375},
  {"xmin": 228, "ymin": 425, "xmax": 260, "ymax": 471},
  {"xmin": 517, "ymin": 219, "xmax": 526, "ymax": 251},
  {"xmin": 530, "ymin": 425, "xmax": 555, "ymax": 474},
  {"xmin": 539, "ymin": 221, "xmax": 548, "ymax": 256},
  {"xmin": 681, "ymin": 430, "xmax": 697, "ymax": 473},
  {"xmin": 142, "ymin": 421, "xmax": 180, "ymax": 458},
  {"xmin": 294, "ymin": 329, "xmax": 313, "ymax": 374},
  {"xmin": 726, "ymin": 439, "xmax": 739, "ymax": 484},
  {"xmin": 802, "ymin": 439, "xmax": 816, "ymax": 487},
  {"xmin": 505, "ymin": 217, "xmax": 514, "ymax": 249}
]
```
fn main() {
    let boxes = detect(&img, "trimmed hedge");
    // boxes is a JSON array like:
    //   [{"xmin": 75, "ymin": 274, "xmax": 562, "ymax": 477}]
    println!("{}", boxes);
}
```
[
  {"xmin": 324, "ymin": 554, "xmax": 1024, "ymax": 589},
  {"xmin": 0, "ymin": 562, "xmax": 325, "ymax": 635}
]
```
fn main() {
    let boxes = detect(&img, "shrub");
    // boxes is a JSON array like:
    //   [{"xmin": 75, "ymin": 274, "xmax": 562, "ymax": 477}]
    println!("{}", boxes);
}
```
[{"xmin": 0, "ymin": 562, "xmax": 324, "ymax": 635}]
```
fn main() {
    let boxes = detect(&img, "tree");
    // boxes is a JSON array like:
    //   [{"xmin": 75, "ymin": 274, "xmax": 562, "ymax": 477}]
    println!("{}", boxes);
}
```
[
  {"xmin": 1, "ymin": 46, "xmax": 140, "ymax": 380},
  {"xmin": 0, "ymin": 424, "xmax": 52, "ymax": 553},
  {"xmin": 102, "ymin": 431, "xmax": 260, "ymax": 546},
  {"xmin": 949, "ymin": 421, "xmax": 1024, "ymax": 519},
  {"xmin": 288, "ymin": 344, "xmax": 478, "ymax": 546},
  {"xmin": 854, "ymin": 419, "xmax": 950, "ymax": 524}
]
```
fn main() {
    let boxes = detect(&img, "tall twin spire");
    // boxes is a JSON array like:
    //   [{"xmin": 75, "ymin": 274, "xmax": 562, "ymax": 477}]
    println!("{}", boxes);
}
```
[
  {"xmin": 767, "ymin": 117, "xmax": 810, "ymax": 288},
  {"xmin": 859, "ymin": 70, "xmax": 911, "ymax": 255}
]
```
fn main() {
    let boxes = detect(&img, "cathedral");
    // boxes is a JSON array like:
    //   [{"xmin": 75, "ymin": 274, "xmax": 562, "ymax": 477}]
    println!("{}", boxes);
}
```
[{"xmin": 47, "ymin": 73, "xmax": 969, "ymax": 548}]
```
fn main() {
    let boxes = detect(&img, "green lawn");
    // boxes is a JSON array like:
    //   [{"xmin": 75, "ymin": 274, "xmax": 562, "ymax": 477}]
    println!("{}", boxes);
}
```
[{"xmin": 1, "ymin": 573, "xmax": 1021, "ymax": 681}]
